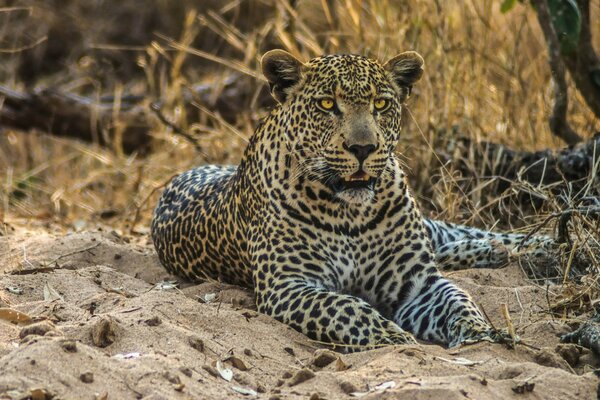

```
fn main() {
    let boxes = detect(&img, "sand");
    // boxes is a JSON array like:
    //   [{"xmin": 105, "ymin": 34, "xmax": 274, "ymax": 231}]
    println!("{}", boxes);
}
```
[{"xmin": 0, "ymin": 226, "xmax": 598, "ymax": 399}]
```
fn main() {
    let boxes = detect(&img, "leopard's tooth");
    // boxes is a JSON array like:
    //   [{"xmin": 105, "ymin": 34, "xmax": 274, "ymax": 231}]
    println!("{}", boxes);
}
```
[{"xmin": 345, "ymin": 175, "xmax": 370, "ymax": 182}]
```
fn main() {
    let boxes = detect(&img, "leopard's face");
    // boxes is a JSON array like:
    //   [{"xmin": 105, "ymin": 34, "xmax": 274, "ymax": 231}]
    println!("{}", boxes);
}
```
[{"xmin": 262, "ymin": 50, "xmax": 424, "ymax": 204}]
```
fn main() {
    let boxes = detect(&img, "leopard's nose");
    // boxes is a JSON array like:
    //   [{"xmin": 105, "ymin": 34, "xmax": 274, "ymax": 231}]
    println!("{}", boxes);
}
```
[{"xmin": 344, "ymin": 143, "xmax": 377, "ymax": 164}]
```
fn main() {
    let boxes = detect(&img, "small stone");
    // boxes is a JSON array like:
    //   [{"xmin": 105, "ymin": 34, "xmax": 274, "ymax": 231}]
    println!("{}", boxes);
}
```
[
  {"xmin": 188, "ymin": 336, "xmax": 204, "ymax": 352},
  {"xmin": 281, "ymin": 371, "xmax": 293, "ymax": 379},
  {"xmin": 164, "ymin": 372, "xmax": 181, "ymax": 385},
  {"xmin": 533, "ymin": 348, "xmax": 570, "ymax": 370},
  {"xmin": 512, "ymin": 381, "xmax": 535, "ymax": 394},
  {"xmin": 283, "ymin": 347, "xmax": 295, "ymax": 356},
  {"xmin": 91, "ymin": 318, "xmax": 115, "ymax": 347},
  {"xmin": 28, "ymin": 388, "xmax": 54, "ymax": 400},
  {"xmin": 555, "ymin": 343, "xmax": 581, "ymax": 367},
  {"xmin": 19, "ymin": 321, "xmax": 57, "ymax": 339},
  {"xmin": 340, "ymin": 381, "xmax": 358, "ymax": 394},
  {"xmin": 243, "ymin": 348, "xmax": 253, "ymax": 357},
  {"xmin": 309, "ymin": 393, "xmax": 321, "ymax": 400},
  {"xmin": 144, "ymin": 316, "xmax": 161, "ymax": 326},
  {"xmin": 312, "ymin": 349, "xmax": 337, "ymax": 368},
  {"xmin": 60, "ymin": 340, "xmax": 77, "ymax": 353},
  {"xmin": 288, "ymin": 368, "xmax": 315, "ymax": 386},
  {"xmin": 173, "ymin": 383, "xmax": 185, "ymax": 392},
  {"xmin": 180, "ymin": 367, "xmax": 193, "ymax": 377},
  {"xmin": 80, "ymin": 372, "xmax": 94, "ymax": 383}
]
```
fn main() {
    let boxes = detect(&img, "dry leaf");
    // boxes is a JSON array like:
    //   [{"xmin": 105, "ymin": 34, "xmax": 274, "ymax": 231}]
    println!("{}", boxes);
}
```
[
  {"xmin": 200, "ymin": 293, "xmax": 217, "ymax": 303},
  {"xmin": 43, "ymin": 282, "xmax": 63, "ymax": 301},
  {"xmin": 231, "ymin": 386, "xmax": 257, "ymax": 396},
  {"xmin": 216, "ymin": 360, "xmax": 233, "ymax": 381},
  {"xmin": 335, "ymin": 357, "xmax": 350, "ymax": 371},
  {"xmin": 113, "ymin": 352, "xmax": 141, "ymax": 360},
  {"xmin": 6, "ymin": 286, "xmax": 23, "ymax": 295},
  {"xmin": 0, "ymin": 308, "xmax": 33, "ymax": 325},
  {"xmin": 154, "ymin": 281, "xmax": 179, "ymax": 290},
  {"xmin": 229, "ymin": 356, "xmax": 249, "ymax": 371},
  {"xmin": 435, "ymin": 356, "xmax": 483, "ymax": 366},
  {"xmin": 374, "ymin": 381, "xmax": 396, "ymax": 391},
  {"xmin": 351, "ymin": 380, "xmax": 396, "ymax": 397},
  {"xmin": 29, "ymin": 388, "xmax": 52, "ymax": 400}
]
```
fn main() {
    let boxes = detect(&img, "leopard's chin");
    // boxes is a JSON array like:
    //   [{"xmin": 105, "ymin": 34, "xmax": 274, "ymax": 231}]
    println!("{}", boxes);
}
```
[{"xmin": 335, "ymin": 188, "xmax": 375, "ymax": 204}]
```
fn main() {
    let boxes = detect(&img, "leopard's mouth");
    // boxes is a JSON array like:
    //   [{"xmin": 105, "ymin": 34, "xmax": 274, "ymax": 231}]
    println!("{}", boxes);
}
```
[{"xmin": 330, "ymin": 170, "xmax": 376, "ymax": 192}]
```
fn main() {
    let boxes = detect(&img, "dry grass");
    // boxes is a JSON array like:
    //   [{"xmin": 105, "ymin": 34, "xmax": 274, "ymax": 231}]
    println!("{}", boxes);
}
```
[{"xmin": 0, "ymin": 0, "xmax": 598, "ymax": 242}]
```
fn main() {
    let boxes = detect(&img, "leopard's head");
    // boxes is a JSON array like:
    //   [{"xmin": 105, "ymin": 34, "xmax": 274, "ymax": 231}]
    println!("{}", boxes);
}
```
[{"xmin": 262, "ymin": 50, "xmax": 423, "ymax": 204}]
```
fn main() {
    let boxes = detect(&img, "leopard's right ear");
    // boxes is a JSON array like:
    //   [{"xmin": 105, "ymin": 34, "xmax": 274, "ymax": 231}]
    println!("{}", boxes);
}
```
[{"xmin": 261, "ymin": 50, "xmax": 305, "ymax": 104}]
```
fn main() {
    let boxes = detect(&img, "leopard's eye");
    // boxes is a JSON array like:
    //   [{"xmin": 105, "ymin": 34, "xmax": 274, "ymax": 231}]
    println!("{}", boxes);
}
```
[
  {"xmin": 318, "ymin": 98, "xmax": 335, "ymax": 111},
  {"xmin": 374, "ymin": 98, "xmax": 390, "ymax": 112}
]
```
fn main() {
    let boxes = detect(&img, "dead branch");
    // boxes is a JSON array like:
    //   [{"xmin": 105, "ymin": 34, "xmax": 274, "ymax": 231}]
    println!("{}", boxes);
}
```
[
  {"xmin": 562, "ymin": 0, "xmax": 600, "ymax": 119},
  {"xmin": 442, "ymin": 133, "xmax": 600, "ymax": 203},
  {"xmin": 532, "ymin": 0, "xmax": 582, "ymax": 145},
  {"xmin": 150, "ymin": 101, "xmax": 202, "ymax": 152}
]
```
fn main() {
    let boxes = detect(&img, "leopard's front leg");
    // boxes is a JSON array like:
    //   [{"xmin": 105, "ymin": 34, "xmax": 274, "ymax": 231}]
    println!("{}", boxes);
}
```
[
  {"xmin": 254, "ymin": 264, "xmax": 415, "ymax": 351},
  {"xmin": 393, "ymin": 273, "xmax": 500, "ymax": 347}
]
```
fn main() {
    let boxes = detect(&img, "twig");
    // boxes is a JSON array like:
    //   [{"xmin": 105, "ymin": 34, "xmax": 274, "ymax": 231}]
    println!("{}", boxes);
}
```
[
  {"xmin": 129, "ymin": 174, "xmax": 179, "ymax": 235},
  {"xmin": 518, "ymin": 207, "xmax": 600, "ymax": 250},
  {"xmin": 557, "ymin": 207, "xmax": 600, "ymax": 247},
  {"xmin": 150, "ymin": 101, "xmax": 203, "ymax": 152},
  {"xmin": 10, "ymin": 243, "xmax": 101, "ymax": 275},
  {"xmin": 48, "ymin": 243, "xmax": 100, "ymax": 265},
  {"xmin": 500, "ymin": 303, "xmax": 517, "ymax": 347},
  {"xmin": 0, "ymin": 35, "xmax": 47, "ymax": 54}
]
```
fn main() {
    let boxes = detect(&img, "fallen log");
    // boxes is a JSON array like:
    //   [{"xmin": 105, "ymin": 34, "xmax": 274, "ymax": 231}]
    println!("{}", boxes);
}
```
[
  {"xmin": 0, "ymin": 85, "xmax": 152, "ymax": 153},
  {"xmin": 0, "ymin": 75, "xmax": 272, "ymax": 154},
  {"xmin": 440, "ymin": 133, "xmax": 600, "ymax": 206}
]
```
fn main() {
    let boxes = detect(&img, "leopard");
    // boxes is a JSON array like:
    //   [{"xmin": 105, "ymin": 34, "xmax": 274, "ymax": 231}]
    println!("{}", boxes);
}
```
[{"xmin": 151, "ymin": 49, "xmax": 554, "ymax": 350}]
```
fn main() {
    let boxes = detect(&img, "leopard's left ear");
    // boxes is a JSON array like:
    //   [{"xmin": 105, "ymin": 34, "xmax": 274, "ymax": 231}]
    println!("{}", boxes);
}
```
[
  {"xmin": 261, "ymin": 49, "xmax": 305, "ymax": 104},
  {"xmin": 383, "ymin": 51, "xmax": 424, "ymax": 100}
]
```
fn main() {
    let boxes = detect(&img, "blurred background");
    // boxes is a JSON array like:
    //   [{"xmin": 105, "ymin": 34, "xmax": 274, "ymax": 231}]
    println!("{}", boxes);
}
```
[{"xmin": 0, "ymin": 0, "xmax": 599, "ymax": 236}]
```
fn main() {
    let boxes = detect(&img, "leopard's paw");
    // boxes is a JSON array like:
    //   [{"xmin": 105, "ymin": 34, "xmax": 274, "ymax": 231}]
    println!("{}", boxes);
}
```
[
  {"xmin": 450, "ymin": 327, "xmax": 517, "ymax": 348},
  {"xmin": 483, "ymin": 240, "xmax": 510, "ymax": 269},
  {"xmin": 514, "ymin": 236, "xmax": 557, "ymax": 261}
]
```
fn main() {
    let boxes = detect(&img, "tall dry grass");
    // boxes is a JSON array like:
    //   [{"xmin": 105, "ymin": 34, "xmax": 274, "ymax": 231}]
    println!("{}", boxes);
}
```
[{"xmin": 0, "ymin": 0, "xmax": 599, "ymax": 236}]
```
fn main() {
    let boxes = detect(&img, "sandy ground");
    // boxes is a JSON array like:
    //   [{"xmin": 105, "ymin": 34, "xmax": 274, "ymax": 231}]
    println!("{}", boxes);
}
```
[{"xmin": 0, "ymin": 225, "xmax": 598, "ymax": 399}]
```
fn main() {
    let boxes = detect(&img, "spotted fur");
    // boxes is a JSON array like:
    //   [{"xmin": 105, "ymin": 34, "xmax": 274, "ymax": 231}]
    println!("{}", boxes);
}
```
[
  {"xmin": 152, "ymin": 50, "xmax": 548, "ymax": 350},
  {"xmin": 424, "ymin": 219, "xmax": 555, "ymax": 271}
]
